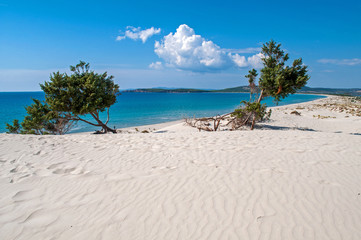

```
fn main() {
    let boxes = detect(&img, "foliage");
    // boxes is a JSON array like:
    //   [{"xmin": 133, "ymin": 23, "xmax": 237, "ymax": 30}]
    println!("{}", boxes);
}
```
[
  {"xmin": 40, "ymin": 61, "xmax": 120, "ymax": 133},
  {"xmin": 6, "ymin": 119, "xmax": 21, "ymax": 134},
  {"xmin": 245, "ymin": 69, "xmax": 258, "ymax": 101},
  {"xmin": 21, "ymin": 99, "xmax": 54, "ymax": 134},
  {"xmin": 232, "ymin": 101, "xmax": 271, "ymax": 126},
  {"xmin": 233, "ymin": 40, "xmax": 309, "ymax": 130},
  {"xmin": 259, "ymin": 40, "xmax": 310, "ymax": 103},
  {"xmin": 6, "ymin": 99, "xmax": 74, "ymax": 135}
]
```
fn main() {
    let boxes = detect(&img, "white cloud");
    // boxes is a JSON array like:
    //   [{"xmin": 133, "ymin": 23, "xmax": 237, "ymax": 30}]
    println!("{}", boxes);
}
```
[
  {"xmin": 247, "ymin": 53, "xmax": 264, "ymax": 69},
  {"xmin": 116, "ymin": 26, "xmax": 161, "ymax": 43},
  {"xmin": 116, "ymin": 36, "xmax": 126, "ymax": 41},
  {"xmin": 149, "ymin": 61, "xmax": 163, "ymax": 70},
  {"xmin": 154, "ymin": 24, "xmax": 263, "ymax": 72},
  {"xmin": 318, "ymin": 58, "xmax": 361, "ymax": 66},
  {"xmin": 230, "ymin": 54, "xmax": 248, "ymax": 67},
  {"xmin": 154, "ymin": 24, "xmax": 232, "ymax": 72}
]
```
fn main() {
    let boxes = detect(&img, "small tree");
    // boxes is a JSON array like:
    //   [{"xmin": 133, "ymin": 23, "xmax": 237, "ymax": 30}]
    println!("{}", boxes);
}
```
[
  {"xmin": 233, "ymin": 40, "xmax": 310, "ymax": 130},
  {"xmin": 258, "ymin": 40, "xmax": 309, "ymax": 103},
  {"xmin": 40, "ymin": 61, "xmax": 120, "ymax": 133},
  {"xmin": 245, "ymin": 68, "xmax": 258, "ymax": 102}
]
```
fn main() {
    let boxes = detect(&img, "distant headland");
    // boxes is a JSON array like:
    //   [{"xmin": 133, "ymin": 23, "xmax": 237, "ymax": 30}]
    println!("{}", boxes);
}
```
[{"xmin": 123, "ymin": 86, "xmax": 361, "ymax": 96}]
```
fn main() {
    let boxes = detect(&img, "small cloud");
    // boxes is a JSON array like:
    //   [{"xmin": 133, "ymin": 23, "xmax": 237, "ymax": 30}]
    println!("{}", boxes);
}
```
[
  {"xmin": 318, "ymin": 58, "xmax": 361, "ymax": 66},
  {"xmin": 116, "ymin": 36, "xmax": 126, "ymax": 41},
  {"xmin": 230, "ymin": 54, "xmax": 247, "ymax": 67},
  {"xmin": 116, "ymin": 26, "xmax": 161, "ymax": 43},
  {"xmin": 149, "ymin": 61, "xmax": 163, "ymax": 70}
]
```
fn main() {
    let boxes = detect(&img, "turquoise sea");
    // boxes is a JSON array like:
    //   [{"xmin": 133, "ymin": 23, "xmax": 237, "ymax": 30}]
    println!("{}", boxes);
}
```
[{"xmin": 0, "ymin": 92, "xmax": 326, "ymax": 133}]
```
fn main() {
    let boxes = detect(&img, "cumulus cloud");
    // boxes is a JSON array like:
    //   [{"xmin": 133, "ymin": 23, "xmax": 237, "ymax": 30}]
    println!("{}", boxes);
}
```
[
  {"xmin": 154, "ymin": 24, "xmax": 263, "ymax": 72},
  {"xmin": 116, "ymin": 26, "xmax": 161, "ymax": 43},
  {"xmin": 318, "ymin": 58, "xmax": 361, "ymax": 66},
  {"xmin": 231, "ymin": 54, "xmax": 248, "ymax": 67},
  {"xmin": 154, "ymin": 24, "xmax": 231, "ymax": 72},
  {"xmin": 149, "ymin": 61, "xmax": 163, "ymax": 70},
  {"xmin": 247, "ymin": 53, "xmax": 264, "ymax": 69}
]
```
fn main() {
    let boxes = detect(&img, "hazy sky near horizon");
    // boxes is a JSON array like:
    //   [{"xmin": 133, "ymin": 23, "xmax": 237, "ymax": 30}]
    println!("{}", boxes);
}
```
[{"xmin": 0, "ymin": 0, "xmax": 360, "ymax": 91}]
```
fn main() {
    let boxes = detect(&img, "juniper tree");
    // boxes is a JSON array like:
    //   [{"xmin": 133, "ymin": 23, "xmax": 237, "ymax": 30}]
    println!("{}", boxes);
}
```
[
  {"xmin": 258, "ymin": 40, "xmax": 309, "ymax": 103},
  {"xmin": 233, "ymin": 40, "xmax": 310, "ymax": 130},
  {"xmin": 40, "ymin": 61, "xmax": 119, "ymax": 133}
]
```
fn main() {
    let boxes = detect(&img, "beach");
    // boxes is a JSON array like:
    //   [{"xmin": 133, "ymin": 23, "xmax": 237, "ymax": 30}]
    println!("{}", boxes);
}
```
[{"xmin": 0, "ymin": 96, "xmax": 360, "ymax": 239}]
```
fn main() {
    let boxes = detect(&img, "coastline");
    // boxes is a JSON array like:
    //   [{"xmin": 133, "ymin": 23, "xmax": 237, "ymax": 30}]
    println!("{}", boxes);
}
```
[
  {"xmin": 109, "ymin": 94, "xmax": 332, "ymax": 134},
  {"xmin": 0, "ymin": 95, "xmax": 360, "ymax": 239},
  {"xmin": 120, "ymin": 94, "xmax": 331, "ymax": 133},
  {"xmin": 0, "ymin": 91, "xmax": 327, "ymax": 134},
  {"xmin": 72, "ymin": 94, "xmax": 330, "ymax": 135}
]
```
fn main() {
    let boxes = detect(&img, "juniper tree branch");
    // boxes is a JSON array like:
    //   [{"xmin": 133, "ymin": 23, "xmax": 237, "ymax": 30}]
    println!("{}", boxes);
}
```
[
  {"xmin": 105, "ymin": 108, "xmax": 110, "ymax": 125},
  {"xmin": 72, "ymin": 116, "xmax": 100, "ymax": 127}
]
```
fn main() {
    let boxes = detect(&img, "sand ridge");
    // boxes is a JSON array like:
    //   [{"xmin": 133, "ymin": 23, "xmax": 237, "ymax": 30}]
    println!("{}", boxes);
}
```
[{"xmin": 0, "ymin": 96, "xmax": 360, "ymax": 239}]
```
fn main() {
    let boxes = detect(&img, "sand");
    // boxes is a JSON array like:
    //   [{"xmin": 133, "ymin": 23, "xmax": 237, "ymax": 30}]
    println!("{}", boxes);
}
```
[{"xmin": 0, "ymin": 96, "xmax": 360, "ymax": 239}]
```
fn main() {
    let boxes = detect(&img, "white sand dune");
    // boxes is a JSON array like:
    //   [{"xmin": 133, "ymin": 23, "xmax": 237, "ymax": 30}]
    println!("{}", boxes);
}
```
[{"xmin": 0, "ymin": 96, "xmax": 360, "ymax": 239}]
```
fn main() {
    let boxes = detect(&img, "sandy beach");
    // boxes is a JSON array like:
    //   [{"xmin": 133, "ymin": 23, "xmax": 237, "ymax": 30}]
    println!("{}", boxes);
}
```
[{"xmin": 0, "ymin": 95, "xmax": 360, "ymax": 239}]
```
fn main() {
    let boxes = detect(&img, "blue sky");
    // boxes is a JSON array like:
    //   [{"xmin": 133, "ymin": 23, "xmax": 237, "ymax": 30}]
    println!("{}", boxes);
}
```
[{"xmin": 0, "ymin": 0, "xmax": 360, "ymax": 91}]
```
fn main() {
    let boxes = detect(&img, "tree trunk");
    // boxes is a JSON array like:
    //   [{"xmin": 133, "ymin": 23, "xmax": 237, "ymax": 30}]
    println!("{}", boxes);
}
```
[
  {"xmin": 101, "ymin": 123, "xmax": 117, "ymax": 133},
  {"xmin": 250, "ymin": 89, "xmax": 264, "ymax": 130},
  {"xmin": 90, "ymin": 112, "xmax": 117, "ymax": 133},
  {"xmin": 250, "ymin": 114, "xmax": 256, "ymax": 130},
  {"xmin": 257, "ymin": 89, "xmax": 264, "ymax": 103}
]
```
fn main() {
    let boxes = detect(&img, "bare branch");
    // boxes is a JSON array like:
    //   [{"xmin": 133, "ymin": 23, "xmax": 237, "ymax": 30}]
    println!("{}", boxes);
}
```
[
  {"xmin": 105, "ymin": 108, "xmax": 110, "ymax": 125},
  {"xmin": 73, "ymin": 116, "xmax": 100, "ymax": 127}
]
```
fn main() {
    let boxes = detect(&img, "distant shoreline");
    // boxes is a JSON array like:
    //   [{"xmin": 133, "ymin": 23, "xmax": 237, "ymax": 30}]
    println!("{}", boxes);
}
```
[
  {"xmin": 122, "ymin": 86, "xmax": 361, "ymax": 96},
  {"xmin": 1, "ymin": 86, "xmax": 360, "ymax": 96}
]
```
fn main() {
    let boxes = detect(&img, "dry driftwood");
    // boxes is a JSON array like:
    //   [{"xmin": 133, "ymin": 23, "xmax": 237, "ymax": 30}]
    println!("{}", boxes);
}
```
[
  {"xmin": 185, "ymin": 114, "xmax": 230, "ymax": 132},
  {"xmin": 185, "ymin": 112, "xmax": 255, "ymax": 132}
]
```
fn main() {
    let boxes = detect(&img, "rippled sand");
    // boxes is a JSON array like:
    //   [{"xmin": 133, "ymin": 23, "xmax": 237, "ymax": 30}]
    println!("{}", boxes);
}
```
[{"xmin": 0, "ymin": 96, "xmax": 360, "ymax": 239}]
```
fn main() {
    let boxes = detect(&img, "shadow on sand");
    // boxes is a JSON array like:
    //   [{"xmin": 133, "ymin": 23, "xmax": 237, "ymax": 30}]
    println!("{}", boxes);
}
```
[{"xmin": 258, "ymin": 124, "xmax": 319, "ymax": 132}]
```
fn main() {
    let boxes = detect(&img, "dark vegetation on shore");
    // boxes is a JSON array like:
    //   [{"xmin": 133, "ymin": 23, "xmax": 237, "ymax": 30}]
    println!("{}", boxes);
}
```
[{"xmin": 123, "ymin": 86, "xmax": 361, "ymax": 96}]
